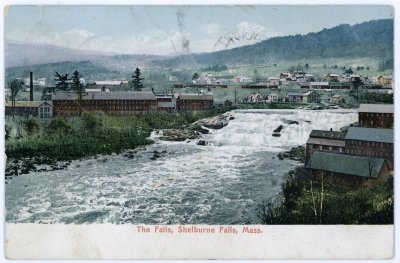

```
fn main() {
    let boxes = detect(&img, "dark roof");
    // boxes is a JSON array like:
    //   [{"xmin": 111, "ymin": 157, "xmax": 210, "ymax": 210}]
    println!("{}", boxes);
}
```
[
  {"xmin": 310, "ymin": 130, "xmax": 346, "ymax": 140},
  {"xmin": 307, "ymin": 138, "xmax": 345, "ymax": 147},
  {"xmin": 52, "ymin": 91, "xmax": 157, "ymax": 101},
  {"xmin": 5, "ymin": 101, "xmax": 52, "ymax": 107},
  {"xmin": 287, "ymin": 92, "xmax": 306, "ymax": 96},
  {"xmin": 359, "ymin": 104, "xmax": 394, "ymax": 113},
  {"xmin": 178, "ymin": 93, "xmax": 214, "ymax": 100},
  {"xmin": 307, "ymin": 151, "xmax": 386, "ymax": 178},
  {"xmin": 344, "ymin": 127, "xmax": 393, "ymax": 144}
]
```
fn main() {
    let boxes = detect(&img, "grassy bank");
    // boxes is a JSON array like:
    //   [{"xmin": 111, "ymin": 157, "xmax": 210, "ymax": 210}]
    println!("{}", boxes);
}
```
[
  {"xmin": 257, "ymin": 167, "xmax": 393, "ymax": 224},
  {"xmin": 5, "ymin": 106, "xmax": 236, "ymax": 176}
]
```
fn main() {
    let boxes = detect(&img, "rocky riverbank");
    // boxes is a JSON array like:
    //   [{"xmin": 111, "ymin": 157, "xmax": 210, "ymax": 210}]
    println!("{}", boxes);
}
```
[
  {"xmin": 277, "ymin": 146, "xmax": 306, "ymax": 162},
  {"xmin": 158, "ymin": 113, "xmax": 234, "ymax": 142}
]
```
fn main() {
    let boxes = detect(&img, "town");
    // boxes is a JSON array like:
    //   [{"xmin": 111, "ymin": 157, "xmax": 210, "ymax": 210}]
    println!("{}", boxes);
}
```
[{"xmin": 4, "ymin": 68, "xmax": 393, "ymax": 117}]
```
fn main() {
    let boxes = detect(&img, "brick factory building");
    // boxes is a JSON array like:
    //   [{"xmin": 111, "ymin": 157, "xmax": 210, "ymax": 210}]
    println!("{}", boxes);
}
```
[{"xmin": 358, "ymin": 104, "xmax": 393, "ymax": 128}]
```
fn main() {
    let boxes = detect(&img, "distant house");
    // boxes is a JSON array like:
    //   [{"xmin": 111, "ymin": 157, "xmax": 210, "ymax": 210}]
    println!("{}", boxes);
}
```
[
  {"xmin": 310, "ymin": 82, "xmax": 330, "ymax": 89},
  {"xmin": 302, "ymin": 91, "xmax": 320, "ymax": 103},
  {"xmin": 323, "ymin": 73, "xmax": 339, "ymax": 82},
  {"xmin": 304, "ymin": 74, "xmax": 314, "ymax": 82},
  {"xmin": 330, "ymin": 94, "xmax": 344, "ymax": 104},
  {"xmin": 344, "ymin": 127, "xmax": 394, "ymax": 169},
  {"xmin": 306, "ymin": 151, "xmax": 390, "ymax": 186},
  {"xmin": 267, "ymin": 92, "xmax": 279, "ymax": 103},
  {"xmin": 358, "ymin": 104, "xmax": 393, "ymax": 128},
  {"xmin": 350, "ymin": 75, "xmax": 361, "ymax": 82},
  {"xmin": 248, "ymin": 93, "xmax": 263, "ymax": 103},
  {"xmin": 5, "ymin": 101, "xmax": 53, "ymax": 118},
  {"xmin": 268, "ymin": 77, "xmax": 280, "ymax": 87},
  {"xmin": 93, "ymin": 81, "xmax": 128, "ymax": 90},
  {"xmin": 169, "ymin": 76, "xmax": 178, "ymax": 82},
  {"xmin": 280, "ymin": 73, "xmax": 291, "ymax": 79},
  {"xmin": 234, "ymin": 76, "xmax": 252, "ymax": 83},
  {"xmin": 224, "ymin": 100, "xmax": 233, "ymax": 107},
  {"xmin": 285, "ymin": 92, "xmax": 305, "ymax": 103},
  {"xmin": 299, "ymin": 83, "xmax": 311, "ymax": 89},
  {"xmin": 377, "ymin": 76, "xmax": 392, "ymax": 86}
]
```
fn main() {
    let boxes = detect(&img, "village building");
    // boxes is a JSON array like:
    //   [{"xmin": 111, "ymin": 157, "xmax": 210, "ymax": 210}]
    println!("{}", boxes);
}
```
[
  {"xmin": 306, "ymin": 151, "xmax": 390, "ymax": 186},
  {"xmin": 176, "ymin": 93, "xmax": 214, "ymax": 110},
  {"xmin": 302, "ymin": 91, "xmax": 321, "ymax": 103},
  {"xmin": 344, "ymin": 127, "xmax": 394, "ymax": 169},
  {"xmin": 285, "ymin": 92, "xmax": 304, "ymax": 103},
  {"xmin": 330, "ymin": 94, "xmax": 345, "ymax": 104},
  {"xmin": 52, "ymin": 91, "xmax": 157, "ymax": 116},
  {"xmin": 91, "ymin": 81, "xmax": 129, "ymax": 91},
  {"xmin": 299, "ymin": 83, "xmax": 310, "ymax": 89},
  {"xmin": 310, "ymin": 82, "xmax": 330, "ymax": 89},
  {"xmin": 279, "ymin": 72, "xmax": 291, "ymax": 79},
  {"xmin": 268, "ymin": 77, "xmax": 280, "ymax": 87},
  {"xmin": 323, "ymin": 74, "xmax": 340, "ymax": 82},
  {"xmin": 224, "ymin": 100, "xmax": 233, "ymax": 107},
  {"xmin": 5, "ymin": 101, "xmax": 53, "ymax": 118},
  {"xmin": 247, "ymin": 93, "xmax": 263, "ymax": 103},
  {"xmin": 267, "ymin": 92, "xmax": 279, "ymax": 103},
  {"xmin": 156, "ymin": 94, "xmax": 176, "ymax": 112},
  {"xmin": 350, "ymin": 75, "xmax": 361, "ymax": 82},
  {"xmin": 285, "ymin": 91, "xmax": 320, "ymax": 103},
  {"xmin": 306, "ymin": 130, "xmax": 346, "ymax": 162},
  {"xmin": 169, "ymin": 76, "xmax": 178, "ymax": 82},
  {"xmin": 358, "ymin": 104, "xmax": 393, "ymax": 128},
  {"xmin": 377, "ymin": 75, "xmax": 392, "ymax": 86},
  {"xmin": 234, "ymin": 76, "xmax": 252, "ymax": 83}
]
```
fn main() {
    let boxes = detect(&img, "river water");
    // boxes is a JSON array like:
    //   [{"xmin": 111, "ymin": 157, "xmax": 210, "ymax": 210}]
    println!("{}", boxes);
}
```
[{"xmin": 5, "ymin": 109, "xmax": 357, "ymax": 224}]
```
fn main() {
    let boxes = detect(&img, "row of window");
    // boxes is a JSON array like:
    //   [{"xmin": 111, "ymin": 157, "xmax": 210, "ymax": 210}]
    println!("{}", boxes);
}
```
[{"xmin": 362, "ymin": 113, "xmax": 392, "ymax": 117}]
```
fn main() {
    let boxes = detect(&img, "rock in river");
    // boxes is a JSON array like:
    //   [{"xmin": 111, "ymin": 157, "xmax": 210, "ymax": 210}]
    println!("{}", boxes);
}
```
[
  {"xmin": 193, "ymin": 115, "xmax": 229, "ymax": 129},
  {"xmin": 159, "ymin": 129, "xmax": 199, "ymax": 141}
]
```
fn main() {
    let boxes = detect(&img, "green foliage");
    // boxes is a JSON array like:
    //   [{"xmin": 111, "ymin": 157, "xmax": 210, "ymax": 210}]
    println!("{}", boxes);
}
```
[
  {"xmin": 192, "ymin": 72, "xmax": 199, "ymax": 80},
  {"xmin": 257, "ymin": 167, "xmax": 394, "ymax": 224},
  {"xmin": 24, "ymin": 118, "xmax": 39, "ymax": 135},
  {"xmin": 80, "ymin": 113, "xmax": 102, "ymax": 132},
  {"xmin": 158, "ymin": 19, "xmax": 393, "ymax": 67},
  {"xmin": 130, "ymin": 68, "xmax": 144, "ymax": 91},
  {"xmin": 203, "ymin": 65, "xmax": 228, "ymax": 72}
]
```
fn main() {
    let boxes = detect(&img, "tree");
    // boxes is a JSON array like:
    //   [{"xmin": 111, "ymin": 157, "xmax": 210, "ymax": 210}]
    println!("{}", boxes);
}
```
[
  {"xmin": 72, "ymin": 70, "xmax": 86, "ymax": 116},
  {"xmin": 130, "ymin": 68, "xmax": 144, "ymax": 91},
  {"xmin": 54, "ymin": 72, "xmax": 71, "ymax": 91},
  {"xmin": 253, "ymin": 69, "xmax": 261, "ymax": 83},
  {"xmin": 9, "ymin": 78, "xmax": 24, "ymax": 118},
  {"xmin": 351, "ymin": 77, "xmax": 363, "ymax": 102},
  {"xmin": 305, "ymin": 63, "xmax": 310, "ymax": 70},
  {"xmin": 192, "ymin": 72, "xmax": 199, "ymax": 81},
  {"xmin": 345, "ymin": 67, "xmax": 354, "ymax": 74}
]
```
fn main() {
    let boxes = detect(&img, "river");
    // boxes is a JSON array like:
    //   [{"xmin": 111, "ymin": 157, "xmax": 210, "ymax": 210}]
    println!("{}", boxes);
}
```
[{"xmin": 5, "ymin": 109, "xmax": 358, "ymax": 224}]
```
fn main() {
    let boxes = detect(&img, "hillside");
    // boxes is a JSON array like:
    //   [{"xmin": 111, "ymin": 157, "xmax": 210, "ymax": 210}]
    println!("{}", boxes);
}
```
[
  {"xmin": 5, "ymin": 40, "xmax": 163, "ymax": 69},
  {"xmin": 156, "ymin": 19, "xmax": 393, "ymax": 67},
  {"xmin": 5, "ymin": 61, "xmax": 121, "ymax": 85}
]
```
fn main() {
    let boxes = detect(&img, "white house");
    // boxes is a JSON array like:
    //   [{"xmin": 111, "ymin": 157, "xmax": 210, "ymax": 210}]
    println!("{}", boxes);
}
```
[{"xmin": 267, "ymin": 92, "xmax": 279, "ymax": 103}]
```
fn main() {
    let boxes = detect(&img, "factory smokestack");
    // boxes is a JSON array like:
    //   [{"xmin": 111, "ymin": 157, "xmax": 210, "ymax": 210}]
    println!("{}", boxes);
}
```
[{"xmin": 29, "ymin": 71, "xmax": 33, "ymax": 101}]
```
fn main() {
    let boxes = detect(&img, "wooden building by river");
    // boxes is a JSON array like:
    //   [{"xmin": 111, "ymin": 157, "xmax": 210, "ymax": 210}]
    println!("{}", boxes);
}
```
[{"xmin": 52, "ymin": 91, "xmax": 157, "ymax": 116}]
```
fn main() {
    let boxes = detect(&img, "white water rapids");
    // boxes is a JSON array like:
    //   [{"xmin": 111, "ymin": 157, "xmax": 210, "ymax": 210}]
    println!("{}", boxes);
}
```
[{"xmin": 5, "ymin": 109, "xmax": 357, "ymax": 224}]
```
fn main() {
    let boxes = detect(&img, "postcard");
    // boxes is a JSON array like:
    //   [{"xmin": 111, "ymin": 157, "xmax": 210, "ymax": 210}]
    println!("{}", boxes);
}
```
[{"xmin": 2, "ymin": 1, "xmax": 396, "ymax": 260}]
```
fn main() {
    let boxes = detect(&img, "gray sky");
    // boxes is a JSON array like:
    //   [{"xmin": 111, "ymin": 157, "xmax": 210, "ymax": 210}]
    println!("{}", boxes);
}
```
[{"xmin": 4, "ymin": 5, "xmax": 394, "ymax": 55}]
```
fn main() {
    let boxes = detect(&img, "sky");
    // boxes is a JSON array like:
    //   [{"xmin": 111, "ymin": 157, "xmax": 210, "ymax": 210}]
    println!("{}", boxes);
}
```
[{"xmin": 4, "ymin": 5, "xmax": 394, "ymax": 55}]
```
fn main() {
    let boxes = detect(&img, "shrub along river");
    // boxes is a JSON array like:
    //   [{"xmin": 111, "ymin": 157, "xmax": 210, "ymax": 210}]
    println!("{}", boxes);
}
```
[{"xmin": 5, "ymin": 109, "xmax": 357, "ymax": 224}]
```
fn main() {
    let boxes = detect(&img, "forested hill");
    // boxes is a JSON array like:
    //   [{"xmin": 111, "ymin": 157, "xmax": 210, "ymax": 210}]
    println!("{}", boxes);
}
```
[{"xmin": 156, "ymin": 19, "xmax": 393, "ymax": 67}]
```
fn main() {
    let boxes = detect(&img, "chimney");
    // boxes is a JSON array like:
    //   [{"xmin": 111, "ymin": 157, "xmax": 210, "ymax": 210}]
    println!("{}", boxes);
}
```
[
  {"xmin": 330, "ymin": 128, "xmax": 333, "ymax": 131},
  {"xmin": 29, "ymin": 71, "xmax": 33, "ymax": 101}
]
